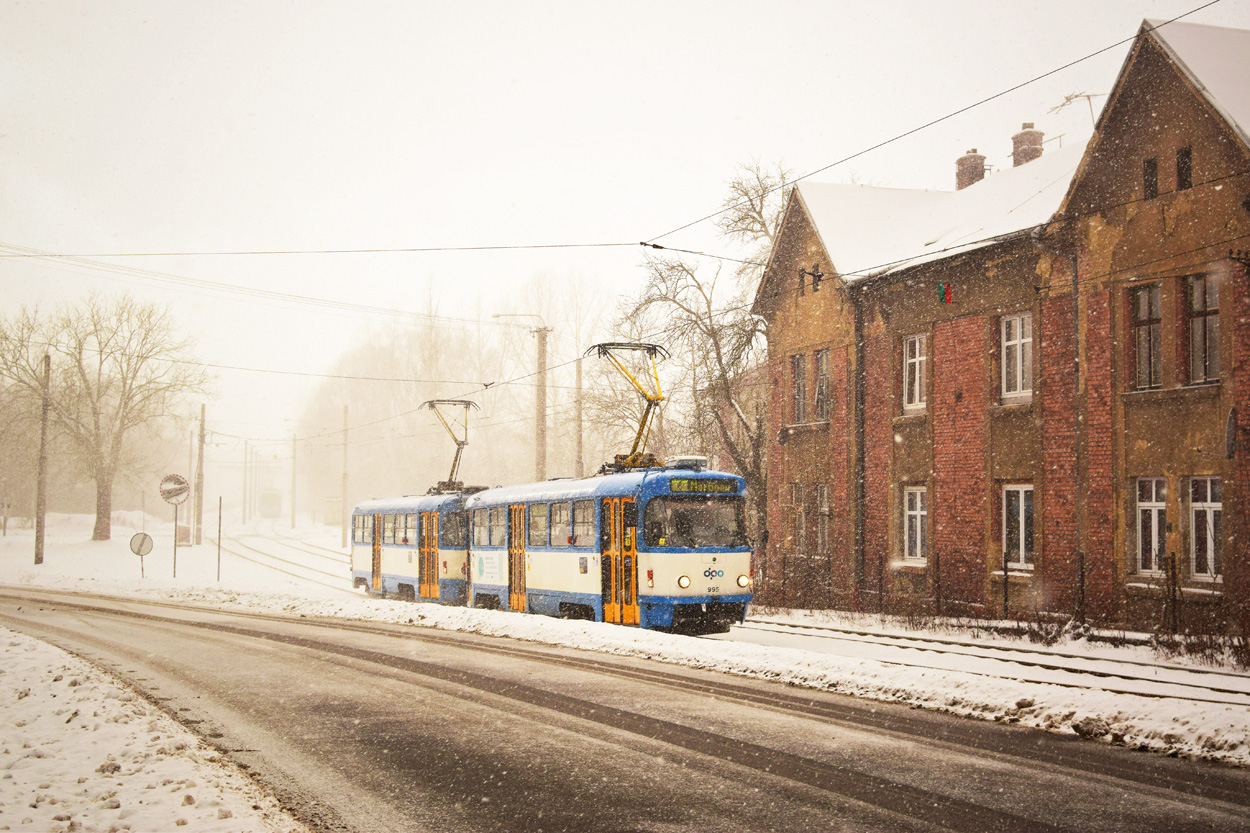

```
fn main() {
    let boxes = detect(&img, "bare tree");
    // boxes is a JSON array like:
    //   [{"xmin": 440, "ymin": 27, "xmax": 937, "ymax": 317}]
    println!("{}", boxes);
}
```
[
  {"xmin": 619, "ymin": 161, "xmax": 789, "ymax": 539},
  {"xmin": 0, "ymin": 294, "xmax": 210, "ymax": 540}
]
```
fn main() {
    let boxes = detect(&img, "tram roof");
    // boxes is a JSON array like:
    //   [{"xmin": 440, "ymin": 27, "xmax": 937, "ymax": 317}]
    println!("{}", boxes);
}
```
[
  {"xmin": 352, "ymin": 492, "xmax": 466, "ymax": 515},
  {"xmin": 465, "ymin": 467, "xmax": 745, "ymax": 509}
]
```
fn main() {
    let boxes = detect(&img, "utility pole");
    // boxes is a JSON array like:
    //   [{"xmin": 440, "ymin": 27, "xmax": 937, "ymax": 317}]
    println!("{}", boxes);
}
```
[
  {"xmin": 187, "ymin": 429, "xmax": 194, "ymax": 544},
  {"xmin": 341, "ymin": 405, "xmax": 349, "ymax": 549},
  {"xmin": 535, "ymin": 325, "xmax": 549, "ymax": 481},
  {"xmin": 242, "ymin": 440, "xmax": 249, "ymax": 524},
  {"xmin": 291, "ymin": 432, "xmax": 297, "ymax": 529},
  {"xmin": 575, "ymin": 355, "xmax": 584, "ymax": 478},
  {"xmin": 195, "ymin": 404, "xmax": 205, "ymax": 545},
  {"xmin": 34, "ymin": 353, "xmax": 50, "ymax": 566}
]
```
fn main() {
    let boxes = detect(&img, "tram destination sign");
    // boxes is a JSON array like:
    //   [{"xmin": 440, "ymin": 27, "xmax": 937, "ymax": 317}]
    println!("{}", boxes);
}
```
[{"xmin": 669, "ymin": 478, "xmax": 737, "ymax": 495}]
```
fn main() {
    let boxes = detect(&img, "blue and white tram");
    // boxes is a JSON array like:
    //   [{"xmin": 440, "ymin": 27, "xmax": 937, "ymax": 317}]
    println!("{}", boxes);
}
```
[
  {"xmin": 350, "ymin": 492, "xmax": 471, "ymax": 604},
  {"xmin": 465, "ymin": 466, "xmax": 752, "ymax": 634}
]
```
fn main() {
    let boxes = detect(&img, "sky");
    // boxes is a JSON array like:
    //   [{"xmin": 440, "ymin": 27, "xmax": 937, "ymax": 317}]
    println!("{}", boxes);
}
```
[{"xmin": 4, "ymin": 0, "xmax": 1250, "ymax": 479}]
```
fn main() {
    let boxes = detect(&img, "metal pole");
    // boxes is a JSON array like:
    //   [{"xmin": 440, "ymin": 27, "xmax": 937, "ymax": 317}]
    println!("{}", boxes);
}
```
[
  {"xmin": 187, "ymin": 429, "xmax": 194, "ymax": 542},
  {"xmin": 217, "ymin": 495, "xmax": 222, "ymax": 582},
  {"xmin": 195, "ymin": 404, "xmax": 205, "ymax": 545},
  {"xmin": 341, "ymin": 405, "xmax": 349, "ymax": 549},
  {"xmin": 291, "ymin": 432, "xmax": 297, "ymax": 529},
  {"xmin": 535, "ymin": 327, "xmax": 548, "ymax": 481},
  {"xmin": 173, "ymin": 503, "xmax": 178, "ymax": 579},
  {"xmin": 242, "ymin": 440, "xmax": 249, "ymax": 524},
  {"xmin": 575, "ymin": 356, "xmax": 584, "ymax": 478},
  {"xmin": 34, "ymin": 353, "xmax": 50, "ymax": 566}
]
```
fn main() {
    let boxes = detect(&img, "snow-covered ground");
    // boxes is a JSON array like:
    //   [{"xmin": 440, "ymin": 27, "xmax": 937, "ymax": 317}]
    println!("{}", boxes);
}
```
[{"xmin": 2, "ymin": 513, "xmax": 1248, "ymax": 830}]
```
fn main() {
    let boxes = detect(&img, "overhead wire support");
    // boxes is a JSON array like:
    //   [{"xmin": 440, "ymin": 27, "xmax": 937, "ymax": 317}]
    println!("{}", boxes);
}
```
[
  {"xmin": 423, "ymin": 399, "xmax": 480, "ymax": 494},
  {"xmin": 587, "ymin": 342, "xmax": 670, "ymax": 471}
]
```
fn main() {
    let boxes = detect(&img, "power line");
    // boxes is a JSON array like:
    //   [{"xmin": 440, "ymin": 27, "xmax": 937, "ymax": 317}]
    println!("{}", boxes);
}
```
[{"xmin": 0, "ymin": 241, "xmax": 636, "ymax": 258}]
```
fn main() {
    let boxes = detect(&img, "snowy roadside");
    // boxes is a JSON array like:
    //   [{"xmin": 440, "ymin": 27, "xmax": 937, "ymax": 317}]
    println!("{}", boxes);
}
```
[
  {"xmin": 0, "ymin": 625, "xmax": 310, "ymax": 833},
  {"xmin": 1, "ymin": 514, "xmax": 1248, "ymax": 833}
]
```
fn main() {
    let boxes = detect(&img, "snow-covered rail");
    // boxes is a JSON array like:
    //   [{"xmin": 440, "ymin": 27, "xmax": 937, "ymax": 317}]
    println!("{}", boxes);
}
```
[
  {"xmin": 206, "ymin": 536, "xmax": 356, "ymax": 597},
  {"xmin": 730, "ymin": 619, "xmax": 1250, "ymax": 706}
]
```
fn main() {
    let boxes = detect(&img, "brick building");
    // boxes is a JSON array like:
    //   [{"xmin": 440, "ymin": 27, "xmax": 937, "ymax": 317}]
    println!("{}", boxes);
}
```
[{"xmin": 752, "ymin": 19, "xmax": 1250, "ymax": 632}]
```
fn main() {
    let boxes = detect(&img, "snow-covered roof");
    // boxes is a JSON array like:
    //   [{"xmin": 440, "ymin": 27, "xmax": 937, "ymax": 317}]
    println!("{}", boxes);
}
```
[
  {"xmin": 794, "ymin": 142, "xmax": 1084, "ymax": 284},
  {"xmin": 1144, "ymin": 18, "xmax": 1250, "ymax": 152}
]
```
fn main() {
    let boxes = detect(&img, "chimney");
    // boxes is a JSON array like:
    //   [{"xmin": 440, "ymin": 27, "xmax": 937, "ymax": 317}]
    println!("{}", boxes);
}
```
[
  {"xmin": 1012, "ymin": 122, "xmax": 1044, "ymax": 167},
  {"xmin": 956, "ymin": 149, "xmax": 986, "ymax": 190}
]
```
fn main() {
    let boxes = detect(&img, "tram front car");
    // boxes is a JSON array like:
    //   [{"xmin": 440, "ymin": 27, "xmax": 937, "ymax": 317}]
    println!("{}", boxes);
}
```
[{"xmin": 635, "ymin": 467, "xmax": 753, "ymax": 634}]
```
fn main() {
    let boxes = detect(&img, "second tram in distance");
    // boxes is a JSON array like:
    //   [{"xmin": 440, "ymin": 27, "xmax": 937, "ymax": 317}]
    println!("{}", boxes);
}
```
[{"xmin": 349, "ymin": 460, "xmax": 752, "ymax": 634}]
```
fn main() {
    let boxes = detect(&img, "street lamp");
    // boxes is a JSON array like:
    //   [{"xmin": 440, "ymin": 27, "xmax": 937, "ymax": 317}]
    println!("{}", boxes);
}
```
[{"xmin": 493, "ymin": 313, "xmax": 552, "ymax": 481}]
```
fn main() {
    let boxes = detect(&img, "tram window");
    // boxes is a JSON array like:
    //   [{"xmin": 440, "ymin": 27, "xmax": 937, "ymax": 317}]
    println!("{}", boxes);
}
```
[
  {"xmin": 352, "ymin": 516, "xmax": 360, "ymax": 544},
  {"xmin": 441, "ymin": 511, "xmax": 467, "ymax": 548},
  {"xmin": 488, "ymin": 506, "xmax": 507, "ymax": 546},
  {"xmin": 384, "ymin": 514, "xmax": 396, "ymax": 544},
  {"xmin": 600, "ymin": 502, "xmax": 612, "ymax": 551},
  {"xmin": 365, "ymin": 515, "xmax": 374, "ymax": 542},
  {"xmin": 643, "ymin": 496, "xmax": 748, "ymax": 549},
  {"xmin": 528, "ymin": 503, "xmax": 549, "ymax": 547},
  {"xmin": 404, "ymin": 513, "xmax": 418, "ymax": 545},
  {"xmin": 550, "ymin": 502, "xmax": 571, "ymax": 547},
  {"xmin": 572, "ymin": 500, "xmax": 594, "ymax": 547},
  {"xmin": 472, "ymin": 509, "xmax": 488, "ymax": 547}
]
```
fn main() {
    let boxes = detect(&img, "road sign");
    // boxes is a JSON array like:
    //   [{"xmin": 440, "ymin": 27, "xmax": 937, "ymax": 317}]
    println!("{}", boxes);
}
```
[
  {"xmin": 160, "ymin": 474, "xmax": 190, "ymax": 505},
  {"xmin": 130, "ymin": 532, "xmax": 153, "ymax": 556}
]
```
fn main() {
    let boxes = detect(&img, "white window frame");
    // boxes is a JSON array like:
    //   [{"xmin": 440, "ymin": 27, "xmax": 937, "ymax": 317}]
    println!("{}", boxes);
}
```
[
  {"xmin": 1190, "ymin": 476, "xmax": 1222, "ymax": 581},
  {"xmin": 903, "ymin": 335, "xmax": 926, "ymax": 411},
  {"xmin": 1137, "ymin": 477, "xmax": 1167, "ymax": 575},
  {"xmin": 903, "ymin": 486, "xmax": 927, "ymax": 562},
  {"xmin": 1001, "ymin": 313, "xmax": 1033, "ymax": 403},
  {"xmin": 814, "ymin": 349, "xmax": 831, "ymax": 421},
  {"xmin": 817, "ymin": 483, "xmax": 830, "ymax": 554},
  {"xmin": 1002, "ymin": 484, "xmax": 1035, "ymax": 569}
]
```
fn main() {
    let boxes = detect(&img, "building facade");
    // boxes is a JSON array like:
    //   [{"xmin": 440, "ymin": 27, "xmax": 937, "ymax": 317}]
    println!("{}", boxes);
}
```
[{"xmin": 753, "ymin": 19, "xmax": 1250, "ymax": 632}]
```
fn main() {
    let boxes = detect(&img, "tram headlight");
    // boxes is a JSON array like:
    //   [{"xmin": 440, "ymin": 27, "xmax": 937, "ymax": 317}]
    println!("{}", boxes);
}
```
[
  {"xmin": 677, "ymin": 575, "xmax": 691, "ymax": 589},
  {"xmin": 737, "ymin": 574, "xmax": 750, "ymax": 588}
]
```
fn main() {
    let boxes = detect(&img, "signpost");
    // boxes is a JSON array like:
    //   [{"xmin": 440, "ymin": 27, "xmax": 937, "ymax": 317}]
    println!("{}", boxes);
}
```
[
  {"xmin": 160, "ymin": 474, "xmax": 190, "ymax": 578},
  {"xmin": 130, "ymin": 532, "xmax": 153, "ymax": 578}
]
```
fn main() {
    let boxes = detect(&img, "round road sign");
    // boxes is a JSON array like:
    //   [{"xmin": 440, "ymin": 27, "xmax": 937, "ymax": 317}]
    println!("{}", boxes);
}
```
[
  {"xmin": 160, "ymin": 474, "xmax": 190, "ymax": 505},
  {"xmin": 130, "ymin": 532, "xmax": 153, "ymax": 556}
]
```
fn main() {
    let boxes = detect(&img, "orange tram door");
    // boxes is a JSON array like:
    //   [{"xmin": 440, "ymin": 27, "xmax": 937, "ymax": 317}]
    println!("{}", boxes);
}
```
[
  {"xmin": 600, "ymin": 497, "xmax": 639, "ymax": 625},
  {"xmin": 371, "ymin": 513, "xmax": 383, "ymax": 592},
  {"xmin": 508, "ymin": 504, "xmax": 527, "ymax": 612},
  {"xmin": 419, "ymin": 512, "xmax": 440, "ymax": 601}
]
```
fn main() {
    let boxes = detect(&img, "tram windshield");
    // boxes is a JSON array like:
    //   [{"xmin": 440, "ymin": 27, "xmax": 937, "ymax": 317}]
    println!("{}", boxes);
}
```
[{"xmin": 643, "ymin": 495, "xmax": 748, "ymax": 549}]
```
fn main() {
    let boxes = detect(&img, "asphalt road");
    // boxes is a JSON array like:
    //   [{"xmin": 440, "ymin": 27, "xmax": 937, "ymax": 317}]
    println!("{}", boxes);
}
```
[{"xmin": 2, "ymin": 588, "xmax": 1248, "ymax": 833}]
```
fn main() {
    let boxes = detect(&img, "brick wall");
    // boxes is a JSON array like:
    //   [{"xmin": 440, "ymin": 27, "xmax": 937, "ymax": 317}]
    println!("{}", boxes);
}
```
[
  {"xmin": 1232, "ymin": 261, "xmax": 1250, "ymax": 636},
  {"xmin": 932, "ymin": 316, "xmax": 987, "ymax": 609},
  {"xmin": 1040, "ymin": 293, "xmax": 1078, "ymax": 614},
  {"xmin": 1084, "ymin": 290, "xmax": 1118, "ymax": 622},
  {"xmin": 862, "ymin": 332, "xmax": 892, "ymax": 604},
  {"xmin": 828, "ymin": 345, "xmax": 853, "ymax": 597}
]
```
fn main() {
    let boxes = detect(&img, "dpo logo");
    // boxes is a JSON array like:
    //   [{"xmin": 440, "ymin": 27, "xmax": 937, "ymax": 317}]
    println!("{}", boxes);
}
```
[{"xmin": 703, "ymin": 568, "xmax": 724, "ymax": 579}]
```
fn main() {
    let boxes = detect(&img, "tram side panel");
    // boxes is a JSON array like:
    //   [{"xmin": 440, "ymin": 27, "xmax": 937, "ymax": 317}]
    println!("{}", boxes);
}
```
[
  {"xmin": 349, "ymin": 514, "xmax": 374, "ymax": 589},
  {"xmin": 522, "ymin": 498, "xmax": 603, "ymax": 620},
  {"xmin": 469, "ymin": 504, "xmax": 510, "ymax": 609},
  {"xmin": 437, "ymin": 505, "xmax": 469, "ymax": 606}
]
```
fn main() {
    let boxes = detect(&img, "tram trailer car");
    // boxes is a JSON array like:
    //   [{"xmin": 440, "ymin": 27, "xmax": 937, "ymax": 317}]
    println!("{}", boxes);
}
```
[
  {"xmin": 350, "ymin": 492, "xmax": 471, "ymax": 604},
  {"xmin": 465, "ymin": 466, "xmax": 752, "ymax": 634}
]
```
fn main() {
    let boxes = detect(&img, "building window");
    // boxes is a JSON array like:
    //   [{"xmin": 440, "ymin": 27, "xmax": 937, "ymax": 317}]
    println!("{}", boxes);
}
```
[
  {"xmin": 1137, "ymin": 477, "xmax": 1167, "ymax": 574},
  {"xmin": 1191, "ymin": 477, "xmax": 1222, "ymax": 580},
  {"xmin": 1188, "ymin": 274, "xmax": 1220, "ymax": 384},
  {"xmin": 903, "ymin": 486, "xmax": 926, "ymax": 562},
  {"xmin": 789, "ymin": 482, "xmax": 803, "ymax": 507},
  {"xmin": 791, "ymin": 354, "xmax": 807, "ymax": 423},
  {"xmin": 1001, "ymin": 313, "xmax": 1033, "ymax": 402},
  {"xmin": 817, "ymin": 483, "xmax": 830, "ymax": 553},
  {"xmin": 528, "ymin": 503, "xmax": 549, "ymax": 547},
  {"xmin": 1143, "ymin": 157, "xmax": 1158, "ymax": 199},
  {"xmin": 814, "ymin": 349, "xmax": 831, "ymax": 421},
  {"xmin": 1177, "ymin": 146, "xmax": 1193, "ymax": 191},
  {"xmin": 1002, "ymin": 485, "xmax": 1035, "ymax": 569},
  {"xmin": 903, "ymin": 335, "xmax": 926, "ymax": 411},
  {"xmin": 1132, "ymin": 284, "xmax": 1162, "ymax": 390}
]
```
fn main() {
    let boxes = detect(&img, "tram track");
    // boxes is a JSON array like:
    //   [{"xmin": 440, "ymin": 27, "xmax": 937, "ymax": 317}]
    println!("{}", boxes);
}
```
[
  {"xmin": 4, "ymin": 590, "xmax": 1246, "ymax": 831},
  {"xmin": 732, "ymin": 619, "xmax": 1250, "ymax": 706},
  {"xmin": 205, "ymin": 536, "xmax": 356, "ymax": 596}
]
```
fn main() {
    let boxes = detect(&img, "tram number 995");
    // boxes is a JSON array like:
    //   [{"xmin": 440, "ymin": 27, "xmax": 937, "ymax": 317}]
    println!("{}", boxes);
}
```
[{"xmin": 704, "ymin": 567, "xmax": 723, "ymax": 593}]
